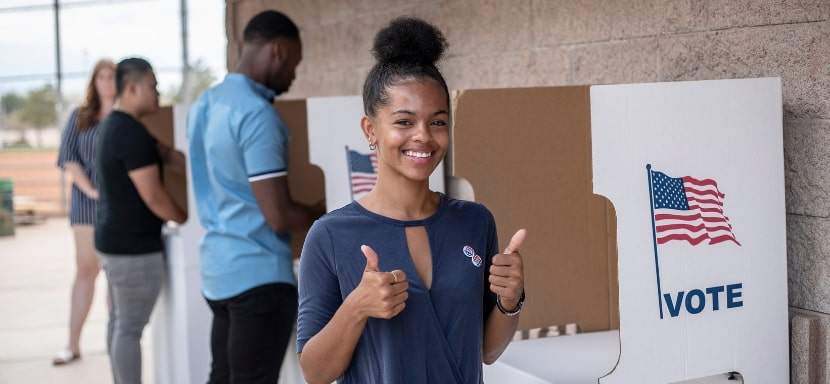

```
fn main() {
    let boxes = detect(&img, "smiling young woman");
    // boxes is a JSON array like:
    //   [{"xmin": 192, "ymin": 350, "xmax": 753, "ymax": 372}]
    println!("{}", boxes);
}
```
[{"xmin": 296, "ymin": 17, "xmax": 528, "ymax": 384}]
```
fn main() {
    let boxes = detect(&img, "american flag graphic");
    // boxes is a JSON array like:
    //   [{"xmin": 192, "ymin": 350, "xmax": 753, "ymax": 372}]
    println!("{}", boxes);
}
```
[
  {"xmin": 346, "ymin": 148, "xmax": 378, "ymax": 199},
  {"xmin": 650, "ymin": 168, "xmax": 740, "ymax": 246}
]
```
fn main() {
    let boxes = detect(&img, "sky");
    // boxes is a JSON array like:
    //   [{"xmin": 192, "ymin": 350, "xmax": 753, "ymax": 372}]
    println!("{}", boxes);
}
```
[{"xmin": 0, "ymin": 0, "xmax": 227, "ymax": 104}]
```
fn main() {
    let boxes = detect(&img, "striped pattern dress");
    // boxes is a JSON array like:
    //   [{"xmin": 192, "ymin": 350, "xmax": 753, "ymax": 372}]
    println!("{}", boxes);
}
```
[{"xmin": 57, "ymin": 109, "xmax": 99, "ymax": 225}]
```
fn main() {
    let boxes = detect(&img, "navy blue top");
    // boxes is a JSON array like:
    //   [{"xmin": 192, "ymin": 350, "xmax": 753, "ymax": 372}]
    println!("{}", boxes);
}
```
[
  {"xmin": 297, "ymin": 194, "xmax": 499, "ymax": 384},
  {"xmin": 57, "ymin": 109, "xmax": 99, "ymax": 225}
]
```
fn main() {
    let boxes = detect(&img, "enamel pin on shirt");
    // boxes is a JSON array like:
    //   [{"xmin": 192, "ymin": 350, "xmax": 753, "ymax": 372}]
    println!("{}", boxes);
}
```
[{"xmin": 463, "ymin": 245, "xmax": 482, "ymax": 267}]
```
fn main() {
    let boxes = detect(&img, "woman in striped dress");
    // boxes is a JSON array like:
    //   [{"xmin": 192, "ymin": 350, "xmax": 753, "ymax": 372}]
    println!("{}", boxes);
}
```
[{"xmin": 53, "ymin": 59, "xmax": 116, "ymax": 365}]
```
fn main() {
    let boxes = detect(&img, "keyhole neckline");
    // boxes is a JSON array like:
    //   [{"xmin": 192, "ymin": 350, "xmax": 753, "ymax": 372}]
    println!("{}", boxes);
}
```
[{"xmin": 352, "ymin": 192, "xmax": 448, "ymax": 227}]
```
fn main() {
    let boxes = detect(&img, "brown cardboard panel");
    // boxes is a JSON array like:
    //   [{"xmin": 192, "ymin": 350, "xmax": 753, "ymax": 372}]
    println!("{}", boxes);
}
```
[
  {"xmin": 140, "ymin": 106, "xmax": 188, "ymax": 215},
  {"xmin": 451, "ymin": 87, "xmax": 619, "ymax": 332},
  {"xmin": 142, "ymin": 106, "xmax": 174, "ymax": 147},
  {"xmin": 274, "ymin": 100, "xmax": 326, "ymax": 260}
]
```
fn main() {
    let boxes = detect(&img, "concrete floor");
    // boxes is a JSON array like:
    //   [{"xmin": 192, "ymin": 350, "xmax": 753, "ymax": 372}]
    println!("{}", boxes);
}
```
[{"xmin": 0, "ymin": 218, "xmax": 152, "ymax": 384}]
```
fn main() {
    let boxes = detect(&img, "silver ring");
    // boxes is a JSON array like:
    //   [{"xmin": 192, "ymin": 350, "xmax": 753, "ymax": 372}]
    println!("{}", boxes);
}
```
[{"xmin": 391, "ymin": 271, "xmax": 399, "ymax": 283}]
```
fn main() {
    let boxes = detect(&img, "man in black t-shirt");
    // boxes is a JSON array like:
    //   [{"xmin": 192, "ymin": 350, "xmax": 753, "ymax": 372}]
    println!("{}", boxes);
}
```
[{"xmin": 94, "ymin": 57, "xmax": 186, "ymax": 384}]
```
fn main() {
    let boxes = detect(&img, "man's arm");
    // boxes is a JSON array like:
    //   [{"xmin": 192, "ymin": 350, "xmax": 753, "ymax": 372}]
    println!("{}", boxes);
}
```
[
  {"xmin": 250, "ymin": 176, "xmax": 324, "ymax": 234},
  {"xmin": 129, "ymin": 164, "xmax": 187, "ymax": 224}
]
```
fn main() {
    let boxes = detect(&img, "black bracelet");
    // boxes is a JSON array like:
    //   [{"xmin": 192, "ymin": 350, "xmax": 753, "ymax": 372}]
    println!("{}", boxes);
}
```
[{"xmin": 496, "ymin": 290, "xmax": 525, "ymax": 317}]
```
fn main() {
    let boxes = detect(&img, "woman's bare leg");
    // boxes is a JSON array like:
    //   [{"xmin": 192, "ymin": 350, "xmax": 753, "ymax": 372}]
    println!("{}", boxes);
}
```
[{"xmin": 66, "ymin": 224, "xmax": 99, "ymax": 354}]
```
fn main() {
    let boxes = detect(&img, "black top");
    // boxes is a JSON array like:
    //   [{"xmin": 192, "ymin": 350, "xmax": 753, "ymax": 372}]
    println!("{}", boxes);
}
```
[{"xmin": 94, "ymin": 110, "xmax": 163, "ymax": 255}]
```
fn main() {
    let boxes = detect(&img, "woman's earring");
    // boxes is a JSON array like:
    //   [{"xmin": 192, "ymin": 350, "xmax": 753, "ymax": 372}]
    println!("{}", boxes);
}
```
[{"xmin": 369, "ymin": 142, "xmax": 377, "ymax": 151}]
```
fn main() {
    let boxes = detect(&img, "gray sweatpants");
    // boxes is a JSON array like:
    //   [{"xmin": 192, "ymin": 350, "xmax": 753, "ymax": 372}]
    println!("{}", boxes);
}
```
[{"xmin": 98, "ymin": 251, "xmax": 163, "ymax": 384}]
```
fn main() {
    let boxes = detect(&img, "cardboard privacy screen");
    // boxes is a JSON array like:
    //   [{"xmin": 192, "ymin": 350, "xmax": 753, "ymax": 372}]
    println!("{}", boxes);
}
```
[
  {"xmin": 140, "ymin": 103, "xmax": 325, "ymax": 260},
  {"xmin": 273, "ymin": 100, "xmax": 326, "ymax": 259},
  {"xmin": 142, "ymin": 106, "xmax": 188, "ymax": 215},
  {"xmin": 591, "ymin": 78, "xmax": 787, "ymax": 383},
  {"xmin": 464, "ymin": 79, "xmax": 787, "ymax": 383},
  {"xmin": 149, "ymin": 79, "xmax": 787, "ymax": 384},
  {"xmin": 451, "ymin": 86, "xmax": 620, "ymax": 334}
]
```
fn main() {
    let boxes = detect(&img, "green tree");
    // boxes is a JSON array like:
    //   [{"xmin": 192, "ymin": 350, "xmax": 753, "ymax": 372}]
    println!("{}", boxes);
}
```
[
  {"xmin": 1, "ymin": 92, "xmax": 28, "ymax": 147},
  {"xmin": 18, "ymin": 85, "xmax": 57, "ymax": 148},
  {"xmin": 1, "ymin": 93, "xmax": 24, "ymax": 114}
]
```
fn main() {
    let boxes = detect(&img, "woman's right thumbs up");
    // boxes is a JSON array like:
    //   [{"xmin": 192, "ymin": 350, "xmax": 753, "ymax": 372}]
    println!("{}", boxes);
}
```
[{"xmin": 347, "ymin": 245, "xmax": 409, "ymax": 319}]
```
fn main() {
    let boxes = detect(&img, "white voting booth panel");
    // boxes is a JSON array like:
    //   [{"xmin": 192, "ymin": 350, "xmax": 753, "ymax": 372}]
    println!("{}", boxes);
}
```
[
  {"xmin": 306, "ymin": 95, "xmax": 445, "ymax": 209},
  {"xmin": 152, "ymin": 104, "xmax": 212, "ymax": 384},
  {"xmin": 480, "ymin": 78, "xmax": 786, "ymax": 384},
  {"xmin": 592, "ymin": 78, "xmax": 788, "ymax": 383},
  {"xmin": 155, "ymin": 226, "xmax": 211, "ymax": 384},
  {"xmin": 483, "ymin": 330, "xmax": 621, "ymax": 383}
]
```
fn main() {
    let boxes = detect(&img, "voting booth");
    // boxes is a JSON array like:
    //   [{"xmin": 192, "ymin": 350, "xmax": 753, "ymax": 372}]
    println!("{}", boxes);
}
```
[
  {"xmin": 590, "ymin": 78, "xmax": 788, "ymax": 383},
  {"xmin": 150, "ymin": 77, "xmax": 788, "ymax": 383},
  {"xmin": 299, "ymin": 78, "xmax": 787, "ymax": 383},
  {"xmin": 463, "ymin": 78, "xmax": 788, "ymax": 383},
  {"xmin": 147, "ymin": 102, "xmax": 323, "ymax": 384},
  {"xmin": 140, "ymin": 105, "xmax": 211, "ymax": 384}
]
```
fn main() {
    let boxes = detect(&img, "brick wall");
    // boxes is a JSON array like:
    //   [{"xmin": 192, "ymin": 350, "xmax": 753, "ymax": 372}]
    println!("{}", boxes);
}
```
[{"xmin": 226, "ymin": 0, "xmax": 830, "ymax": 380}]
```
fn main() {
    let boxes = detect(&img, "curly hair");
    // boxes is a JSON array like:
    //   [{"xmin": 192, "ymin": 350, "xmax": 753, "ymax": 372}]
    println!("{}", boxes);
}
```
[{"xmin": 363, "ymin": 17, "xmax": 449, "ymax": 117}]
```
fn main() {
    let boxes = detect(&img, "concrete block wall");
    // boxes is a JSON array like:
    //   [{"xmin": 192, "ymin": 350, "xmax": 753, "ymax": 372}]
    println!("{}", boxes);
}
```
[
  {"xmin": 226, "ymin": 0, "xmax": 830, "ymax": 381},
  {"xmin": 792, "ymin": 308, "xmax": 829, "ymax": 383}
]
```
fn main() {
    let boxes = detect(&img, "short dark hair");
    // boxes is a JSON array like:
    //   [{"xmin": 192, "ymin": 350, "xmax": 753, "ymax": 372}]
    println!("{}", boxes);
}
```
[
  {"xmin": 363, "ymin": 17, "xmax": 449, "ymax": 116},
  {"xmin": 243, "ymin": 10, "xmax": 300, "ymax": 44},
  {"xmin": 115, "ymin": 57, "xmax": 153, "ymax": 96}
]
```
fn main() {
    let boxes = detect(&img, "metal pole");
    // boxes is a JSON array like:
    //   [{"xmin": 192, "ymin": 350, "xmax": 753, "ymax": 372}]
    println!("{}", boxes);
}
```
[
  {"xmin": 54, "ymin": 0, "xmax": 63, "ymax": 109},
  {"xmin": 179, "ymin": 0, "xmax": 190, "ymax": 104},
  {"xmin": 646, "ymin": 164, "xmax": 665, "ymax": 319},
  {"xmin": 54, "ymin": 0, "xmax": 67, "ymax": 214}
]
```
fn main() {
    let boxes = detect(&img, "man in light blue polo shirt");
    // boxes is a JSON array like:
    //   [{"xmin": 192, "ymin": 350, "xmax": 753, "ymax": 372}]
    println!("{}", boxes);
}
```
[{"xmin": 187, "ymin": 10, "xmax": 323, "ymax": 384}]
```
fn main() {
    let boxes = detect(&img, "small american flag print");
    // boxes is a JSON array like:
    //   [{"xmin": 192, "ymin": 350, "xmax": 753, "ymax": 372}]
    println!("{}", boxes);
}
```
[
  {"xmin": 347, "ymin": 148, "xmax": 378, "ymax": 199},
  {"xmin": 650, "ymin": 169, "xmax": 740, "ymax": 246}
]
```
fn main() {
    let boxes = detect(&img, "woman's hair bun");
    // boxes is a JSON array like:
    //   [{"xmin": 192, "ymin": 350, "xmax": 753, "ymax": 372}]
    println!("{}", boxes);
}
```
[{"xmin": 372, "ymin": 17, "xmax": 447, "ymax": 66}]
